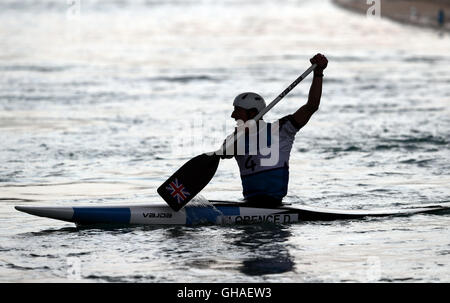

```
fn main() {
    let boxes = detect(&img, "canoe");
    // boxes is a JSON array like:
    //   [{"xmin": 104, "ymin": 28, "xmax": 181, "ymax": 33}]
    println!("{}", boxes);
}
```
[{"xmin": 14, "ymin": 200, "xmax": 450, "ymax": 227}]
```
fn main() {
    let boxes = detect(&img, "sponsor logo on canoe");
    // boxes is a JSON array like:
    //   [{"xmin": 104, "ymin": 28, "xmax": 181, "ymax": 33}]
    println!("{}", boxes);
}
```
[
  {"xmin": 142, "ymin": 212, "xmax": 173, "ymax": 219},
  {"xmin": 165, "ymin": 178, "xmax": 190, "ymax": 204}
]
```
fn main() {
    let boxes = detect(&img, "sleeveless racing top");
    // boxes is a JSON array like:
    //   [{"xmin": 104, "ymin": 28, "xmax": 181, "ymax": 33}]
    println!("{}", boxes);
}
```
[{"xmin": 234, "ymin": 115, "xmax": 301, "ymax": 200}]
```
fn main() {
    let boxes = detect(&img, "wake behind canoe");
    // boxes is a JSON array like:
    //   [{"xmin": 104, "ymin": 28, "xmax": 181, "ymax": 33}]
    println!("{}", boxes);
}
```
[{"xmin": 15, "ymin": 201, "xmax": 450, "ymax": 227}]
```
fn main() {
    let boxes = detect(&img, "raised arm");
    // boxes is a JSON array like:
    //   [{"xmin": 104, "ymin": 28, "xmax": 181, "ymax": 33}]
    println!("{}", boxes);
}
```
[{"xmin": 293, "ymin": 53, "xmax": 328, "ymax": 128}]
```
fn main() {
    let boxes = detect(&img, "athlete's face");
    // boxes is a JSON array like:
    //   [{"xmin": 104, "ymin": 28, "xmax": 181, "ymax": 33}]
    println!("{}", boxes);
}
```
[
  {"xmin": 231, "ymin": 106, "xmax": 257, "ymax": 123},
  {"xmin": 231, "ymin": 106, "xmax": 249, "ymax": 122}
]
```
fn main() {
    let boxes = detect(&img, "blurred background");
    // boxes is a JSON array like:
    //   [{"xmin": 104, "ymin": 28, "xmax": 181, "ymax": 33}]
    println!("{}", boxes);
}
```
[{"xmin": 1, "ymin": 0, "xmax": 449, "ymax": 282}]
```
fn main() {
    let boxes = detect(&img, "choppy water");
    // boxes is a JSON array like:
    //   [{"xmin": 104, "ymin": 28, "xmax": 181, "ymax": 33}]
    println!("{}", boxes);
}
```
[{"xmin": 1, "ymin": 0, "xmax": 449, "ymax": 282}]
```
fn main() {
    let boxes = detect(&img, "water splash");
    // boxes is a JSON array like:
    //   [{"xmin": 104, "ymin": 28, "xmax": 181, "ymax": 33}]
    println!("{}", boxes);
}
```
[
  {"xmin": 189, "ymin": 194, "xmax": 212, "ymax": 207},
  {"xmin": 186, "ymin": 195, "xmax": 225, "ymax": 225}
]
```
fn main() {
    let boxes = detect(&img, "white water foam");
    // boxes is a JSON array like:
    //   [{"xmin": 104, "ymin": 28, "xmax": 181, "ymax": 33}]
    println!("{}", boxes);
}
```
[
  {"xmin": 189, "ymin": 194, "xmax": 211, "ymax": 207},
  {"xmin": 188, "ymin": 195, "xmax": 225, "ymax": 224}
]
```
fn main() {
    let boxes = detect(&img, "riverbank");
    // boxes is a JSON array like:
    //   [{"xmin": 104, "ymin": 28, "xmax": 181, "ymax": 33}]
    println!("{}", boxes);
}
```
[{"xmin": 333, "ymin": 0, "xmax": 450, "ymax": 32}]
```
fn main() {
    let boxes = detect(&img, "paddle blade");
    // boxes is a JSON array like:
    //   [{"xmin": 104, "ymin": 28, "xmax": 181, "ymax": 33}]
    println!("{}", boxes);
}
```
[{"xmin": 157, "ymin": 153, "xmax": 220, "ymax": 211}]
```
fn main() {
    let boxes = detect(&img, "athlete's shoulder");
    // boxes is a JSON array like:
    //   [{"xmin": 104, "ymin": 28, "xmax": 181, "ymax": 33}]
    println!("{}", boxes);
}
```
[{"xmin": 278, "ymin": 114, "xmax": 301, "ymax": 131}]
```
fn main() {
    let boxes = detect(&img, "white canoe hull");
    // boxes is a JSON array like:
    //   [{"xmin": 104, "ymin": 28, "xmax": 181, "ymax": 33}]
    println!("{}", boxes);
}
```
[{"xmin": 15, "ymin": 200, "xmax": 450, "ymax": 227}]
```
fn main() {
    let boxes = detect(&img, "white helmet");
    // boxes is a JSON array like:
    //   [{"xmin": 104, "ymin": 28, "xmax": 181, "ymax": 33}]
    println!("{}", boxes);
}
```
[{"xmin": 233, "ymin": 92, "xmax": 266, "ymax": 113}]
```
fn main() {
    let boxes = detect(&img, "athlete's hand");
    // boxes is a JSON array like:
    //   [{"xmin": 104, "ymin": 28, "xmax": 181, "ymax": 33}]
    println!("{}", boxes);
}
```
[{"xmin": 310, "ymin": 53, "xmax": 328, "ymax": 74}]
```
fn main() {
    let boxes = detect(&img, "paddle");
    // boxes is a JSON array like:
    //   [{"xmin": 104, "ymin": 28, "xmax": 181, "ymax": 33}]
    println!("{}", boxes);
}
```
[{"xmin": 158, "ymin": 64, "xmax": 317, "ymax": 211}]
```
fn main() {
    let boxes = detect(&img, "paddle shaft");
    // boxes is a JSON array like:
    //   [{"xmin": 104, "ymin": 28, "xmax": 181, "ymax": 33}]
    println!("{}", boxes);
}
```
[
  {"xmin": 254, "ymin": 63, "xmax": 317, "ymax": 120},
  {"xmin": 218, "ymin": 63, "xmax": 317, "ymax": 154}
]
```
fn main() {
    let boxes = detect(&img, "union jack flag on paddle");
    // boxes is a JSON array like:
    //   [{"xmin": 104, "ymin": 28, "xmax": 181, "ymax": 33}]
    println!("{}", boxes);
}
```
[
  {"xmin": 158, "ymin": 153, "xmax": 221, "ymax": 211},
  {"xmin": 165, "ymin": 178, "xmax": 190, "ymax": 204}
]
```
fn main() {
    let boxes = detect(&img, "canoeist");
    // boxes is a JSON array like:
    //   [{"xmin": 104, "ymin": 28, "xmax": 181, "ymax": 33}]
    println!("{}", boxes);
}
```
[{"xmin": 221, "ymin": 53, "xmax": 328, "ymax": 207}]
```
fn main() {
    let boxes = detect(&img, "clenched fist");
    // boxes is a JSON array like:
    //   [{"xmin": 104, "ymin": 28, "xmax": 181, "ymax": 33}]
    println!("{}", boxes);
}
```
[{"xmin": 310, "ymin": 53, "xmax": 328, "ymax": 75}]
